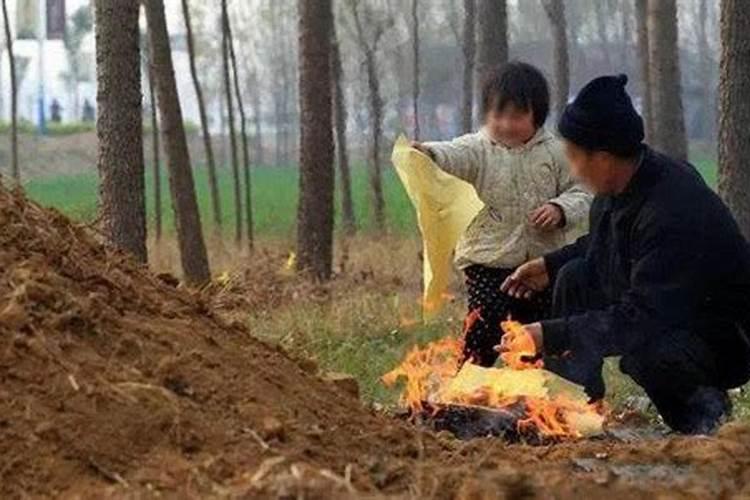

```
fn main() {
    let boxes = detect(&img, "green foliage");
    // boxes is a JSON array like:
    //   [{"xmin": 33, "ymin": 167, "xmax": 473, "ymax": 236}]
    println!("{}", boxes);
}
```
[
  {"xmin": 0, "ymin": 120, "xmax": 95, "ymax": 135},
  {"xmin": 47, "ymin": 121, "xmax": 96, "ymax": 135},
  {"xmin": 0, "ymin": 119, "xmax": 36, "ymax": 134}
]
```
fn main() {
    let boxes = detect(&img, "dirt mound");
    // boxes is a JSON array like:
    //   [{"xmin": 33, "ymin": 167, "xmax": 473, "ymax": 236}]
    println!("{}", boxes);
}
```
[
  {"xmin": 2, "ymin": 187, "xmax": 750, "ymax": 499},
  {"xmin": 0, "ymin": 188, "xmax": 421, "ymax": 497}
]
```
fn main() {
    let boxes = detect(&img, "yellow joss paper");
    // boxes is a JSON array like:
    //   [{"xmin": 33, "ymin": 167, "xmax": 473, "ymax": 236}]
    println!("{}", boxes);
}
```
[{"xmin": 391, "ymin": 135, "xmax": 483, "ymax": 319}]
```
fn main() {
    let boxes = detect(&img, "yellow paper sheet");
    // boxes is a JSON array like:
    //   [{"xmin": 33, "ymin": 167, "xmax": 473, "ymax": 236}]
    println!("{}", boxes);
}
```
[{"xmin": 391, "ymin": 135, "xmax": 483, "ymax": 319}]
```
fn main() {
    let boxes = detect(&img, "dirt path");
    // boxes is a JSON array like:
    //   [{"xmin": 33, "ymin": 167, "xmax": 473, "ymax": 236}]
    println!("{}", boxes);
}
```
[{"xmin": 1, "ymin": 187, "xmax": 749, "ymax": 499}]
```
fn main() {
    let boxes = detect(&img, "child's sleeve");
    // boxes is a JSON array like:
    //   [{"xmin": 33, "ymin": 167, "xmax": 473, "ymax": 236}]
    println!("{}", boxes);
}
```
[
  {"xmin": 422, "ymin": 133, "xmax": 483, "ymax": 184},
  {"xmin": 548, "ymin": 143, "xmax": 592, "ymax": 228}
]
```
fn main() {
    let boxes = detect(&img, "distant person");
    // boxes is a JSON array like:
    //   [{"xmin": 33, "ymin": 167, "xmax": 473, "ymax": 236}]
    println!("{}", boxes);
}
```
[
  {"xmin": 50, "ymin": 99, "xmax": 62, "ymax": 123},
  {"xmin": 410, "ymin": 61, "xmax": 592, "ymax": 367},
  {"xmin": 82, "ymin": 98, "xmax": 95, "ymax": 122},
  {"xmin": 501, "ymin": 75, "xmax": 750, "ymax": 434}
]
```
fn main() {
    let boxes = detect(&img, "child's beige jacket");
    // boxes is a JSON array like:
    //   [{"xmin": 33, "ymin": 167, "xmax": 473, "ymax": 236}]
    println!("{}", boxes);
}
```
[{"xmin": 424, "ymin": 127, "xmax": 591, "ymax": 269}]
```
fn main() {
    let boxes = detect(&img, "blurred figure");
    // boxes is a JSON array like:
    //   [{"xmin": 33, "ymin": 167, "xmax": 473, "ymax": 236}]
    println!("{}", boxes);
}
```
[
  {"xmin": 82, "ymin": 99, "xmax": 95, "ymax": 122},
  {"xmin": 50, "ymin": 99, "xmax": 62, "ymax": 123}
]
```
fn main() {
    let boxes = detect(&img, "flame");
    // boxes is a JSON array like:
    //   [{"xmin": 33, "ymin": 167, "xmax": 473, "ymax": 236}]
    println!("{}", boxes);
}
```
[
  {"xmin": 383, "ymin": 320, "xmax": 606, "ymax": 439},
  {"xmin": 382, "ymin": 336, "xmax": 462, "ymax": 413},
  {"xmin": 498, "ymin": 320, "xmax": 543, "ymax": 370}
]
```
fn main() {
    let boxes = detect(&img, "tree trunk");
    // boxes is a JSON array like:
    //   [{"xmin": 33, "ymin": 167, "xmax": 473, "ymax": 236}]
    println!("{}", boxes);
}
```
[
  {"xmin": 542, "ymin": 0, "xmax": 569, "ymax": 119},
  {"xmin": 476, "ymin": 0, "xmax": 507, "ymax": 87},
  {"xmin": 635, "ymin": 0, "xmax": 654, "ymax": 141},
  {"xmin": 411, "ymin": 0, "xmax": 420, "ymax": 140},
  {"xmin": 297, "ymin": 0, "xmax": 335, "ymax": 280},
  {"xmin": 221, "ymin": 0, "xmax": 242, "ymax": 245},
  {"xmin": 145, "ymin": 39, "xmax": 162, "ymax": 241},
  {"xmin": 226, "ymin": 12, "xmax": 254, "ymax": 251},
  {"xmin": 594, "ymin": 0, "xmax": 612, "ymax": 71},
  {"xmin": 143, "ymin": 0, "xmax": 210, "ymax": 285},
  {"xmin": 461, "ymin": 0, "xmax": 476, "ymax": 133},
  {"xmin": 365, "ymin": 50, "xmax": 386, "ymax": 232},
  {"xmin": 350, "ymin": 2, "xmax": 386, "ymax": 232},
  {"xmin": 646, "ymin": 0, "xmax": 688, "ymax": 161},
  {"xmin": 94, "ymin": 0, "xmax": 146, "ymax": 262},
  {"xmin": 619, "ymin": 0, "xmax": 633, "ymax": 71},
  {"xmin": 181, "ymin": 0, "xmax": 222, "ymax": 235},
  {"xmin": 718, "ymin": 0, "xmax": 750, "ymax": 240},
  {"xmin": 697, "ymin": 0, "xmax": 715, "ymax": 143},
  {"xmin": 331, "ymin": 27, "xmax": 356, "ymax": 234},
  {"xmin": 2, "ymin": 0, "xmax": 17, "ymax": 184},
  {"xmin": 248, "ymin": 71, "xmax": 264, "ymax": 166}
]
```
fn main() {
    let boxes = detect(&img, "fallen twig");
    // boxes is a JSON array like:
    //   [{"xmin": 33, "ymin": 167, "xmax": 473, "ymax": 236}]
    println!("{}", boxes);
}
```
[{"xmin": 88, "ymin": 457, "xmax": 129, "ymax": 487}]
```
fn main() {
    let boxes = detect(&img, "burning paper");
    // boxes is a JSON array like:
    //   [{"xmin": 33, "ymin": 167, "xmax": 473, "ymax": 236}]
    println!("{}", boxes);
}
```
[{"xmin": 382, "ymin": 321, "xmax": 605, "ymax": 440}]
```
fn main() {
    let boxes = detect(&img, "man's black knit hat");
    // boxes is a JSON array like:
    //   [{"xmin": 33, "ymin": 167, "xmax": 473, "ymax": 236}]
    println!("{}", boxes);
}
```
[{"xmin": 557, "ymin": 74, "xmax": 644, "ymax": 156}]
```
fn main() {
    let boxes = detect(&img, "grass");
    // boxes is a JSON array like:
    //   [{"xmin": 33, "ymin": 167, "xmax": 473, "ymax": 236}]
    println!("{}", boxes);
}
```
[
  {"xmin": 248, "ymin": 292, "xmax": 455, "ymax": 403},
  {"xmin": 247, "ymin": 292, "xmax": 649, "ymax": 408},
  {"xmin": 24, "ymin": 163, "xmax": 418, "ymax": 238}
]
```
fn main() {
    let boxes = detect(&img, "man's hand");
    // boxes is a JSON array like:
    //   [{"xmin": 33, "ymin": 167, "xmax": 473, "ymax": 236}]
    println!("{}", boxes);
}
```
[
  {"xmin": 501, "ymin": 258, "xmax": 550, "ymax": 299},
  {"xmin": 530, "ymin": 203, "xmax": 564, "ymax": 231}
]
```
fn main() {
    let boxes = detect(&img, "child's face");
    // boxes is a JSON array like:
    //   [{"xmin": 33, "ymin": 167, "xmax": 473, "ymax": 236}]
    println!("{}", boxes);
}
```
[{"xmin": 484, "ymin": 103, "xmax": 536, "ymax": 147}]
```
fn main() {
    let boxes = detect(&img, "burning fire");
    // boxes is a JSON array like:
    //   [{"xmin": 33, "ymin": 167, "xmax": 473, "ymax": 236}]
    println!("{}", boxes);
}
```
[
  {"xmin": 382, "ymin": 320, "xmax": 605, "ymax": 440},
  {"xmin": 498, "ymin": 319, "xmax": 543, "ymax": 370}
]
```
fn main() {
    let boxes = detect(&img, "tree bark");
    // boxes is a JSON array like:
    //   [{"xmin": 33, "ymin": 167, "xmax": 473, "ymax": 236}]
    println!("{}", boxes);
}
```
[
  {"xmin": 542, "ymin": 0, "xmax": 569, "ymax": 119},
  {"xmin": 594, "ymin": 0, "xmax": 612, "ymax": 71},
  {"xmin": 331, "ymin": 26, "xmax": 356, "ymax": 234},
  {"xmin": 476, "ymin": 0, "xmax": 507, "ymax": 89},
  {"xmin": 635, "ymin": 0, "xmax": 654, "ymax": 141},
  {"xmin": 620, "ymin": 0, "xmax": 633, "ymax": 71},
  {"xmin": 697, "ymin": 0, "xmax": 715, "ymax": 143},
  {"xmin": 351, "ymin": 3, "xmax": 386, "ymax": 232},
  {"xmin": 181, "ymin": 0, "xmax": 222, "ymax": 235},
  {"xmin": 221, "ymin": 0, "xmax": 242, "ymax": 245},
  {"xmin": 718, "ymin": 0, "xmax": 750, "ymax": 240},
  {"xmin": 461, "ymin": 0, "xmax": 476, "ymax": 133},
  {"xmin": 145, "ymin": 39, "xmax": 162, "ymax": 241},
  {"xmin": 248, "ymin": 71, "xmax": 265, "ymax": 166},
  {"xmin": 646, "ymin": 0, "xmax": 688, "ymax": 161},
  {"xmin": 411, "ymin": 0, "xmax": 420, "ymax": 140},
  {"xmin": 2, "ymin": 0, "xmax": 17, "ymax": 184},
  {"xmin": 143, "ymin": 0, "xmax": 210, "ymax": 285},
  {"xmin": 226, "ymin": 12, "xmax": 254, "ymax": 250},
  {"xmin": 94, "ymin": 0, "xmax": 146, "ymax": 263},
  {"xmin": 297, "ymin": 0, "xmax": 335, "ymax": 280}
]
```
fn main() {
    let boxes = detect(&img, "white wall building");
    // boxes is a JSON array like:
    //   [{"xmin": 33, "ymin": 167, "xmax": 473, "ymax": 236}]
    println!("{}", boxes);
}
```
[{"xmin": 0, "ymin": 0, "xmax": 205, "ymax": 128}]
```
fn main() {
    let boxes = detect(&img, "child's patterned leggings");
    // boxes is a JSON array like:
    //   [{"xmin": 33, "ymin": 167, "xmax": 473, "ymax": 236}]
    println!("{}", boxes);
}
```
[{"xmin": 462, "ymin": 264, "xmax": 551, "ymax": 367}]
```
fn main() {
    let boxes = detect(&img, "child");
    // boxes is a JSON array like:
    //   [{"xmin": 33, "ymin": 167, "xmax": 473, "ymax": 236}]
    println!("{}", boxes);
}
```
[{"xmin": 412, "ymin": 61, "xmax": 591, "ymax": 367}]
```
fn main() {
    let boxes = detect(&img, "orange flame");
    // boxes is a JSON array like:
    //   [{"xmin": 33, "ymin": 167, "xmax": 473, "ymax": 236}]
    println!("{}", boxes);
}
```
[
  {"xmin": 498, "ymin": 320, "xmax": 543, "ymax": 370},
  {"xmin": 381, "ymin": 336, "xmax": 462, "ymax": 413},
  {"xmin": 382, "ymin": 320, "xmax": 606, "ymax": 439}
]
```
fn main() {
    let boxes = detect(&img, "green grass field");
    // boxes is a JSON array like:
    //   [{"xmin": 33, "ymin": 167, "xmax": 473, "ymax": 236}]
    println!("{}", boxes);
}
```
[
  {"xmin": 24, "ymin": 154, "xmax": 718, "ymax": 236},
  {"xmin": 24, "ymin": 163, "xmax": 418, "ymax": 237}
]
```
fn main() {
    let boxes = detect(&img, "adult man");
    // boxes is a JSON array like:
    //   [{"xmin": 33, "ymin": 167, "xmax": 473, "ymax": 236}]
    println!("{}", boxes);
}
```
[{"xmin": 501, "ymin": 74, "xmax": 750, "ymax": 434}]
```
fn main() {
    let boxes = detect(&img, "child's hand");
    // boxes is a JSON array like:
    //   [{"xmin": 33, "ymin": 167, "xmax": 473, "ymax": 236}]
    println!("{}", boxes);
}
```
[
  {"xmin": 529, "ymin": 203, "xmax": 564, "ymax": 230},
  {"xmin": 410, "ymin": 141, "xmax": 435, "ymax": 160}
]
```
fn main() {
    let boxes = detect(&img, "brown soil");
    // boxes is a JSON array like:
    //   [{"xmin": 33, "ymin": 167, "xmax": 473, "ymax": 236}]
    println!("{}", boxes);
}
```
[{"xmin": 2, "ymin": 187, "xmax": 750, "ymax": 499}]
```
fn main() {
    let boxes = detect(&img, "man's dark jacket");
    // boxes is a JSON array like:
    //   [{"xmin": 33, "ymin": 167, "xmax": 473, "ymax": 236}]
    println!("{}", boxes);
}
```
[{"xmin": 541, "ymin": 146, "xmax": 750, "ymax": 388}]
